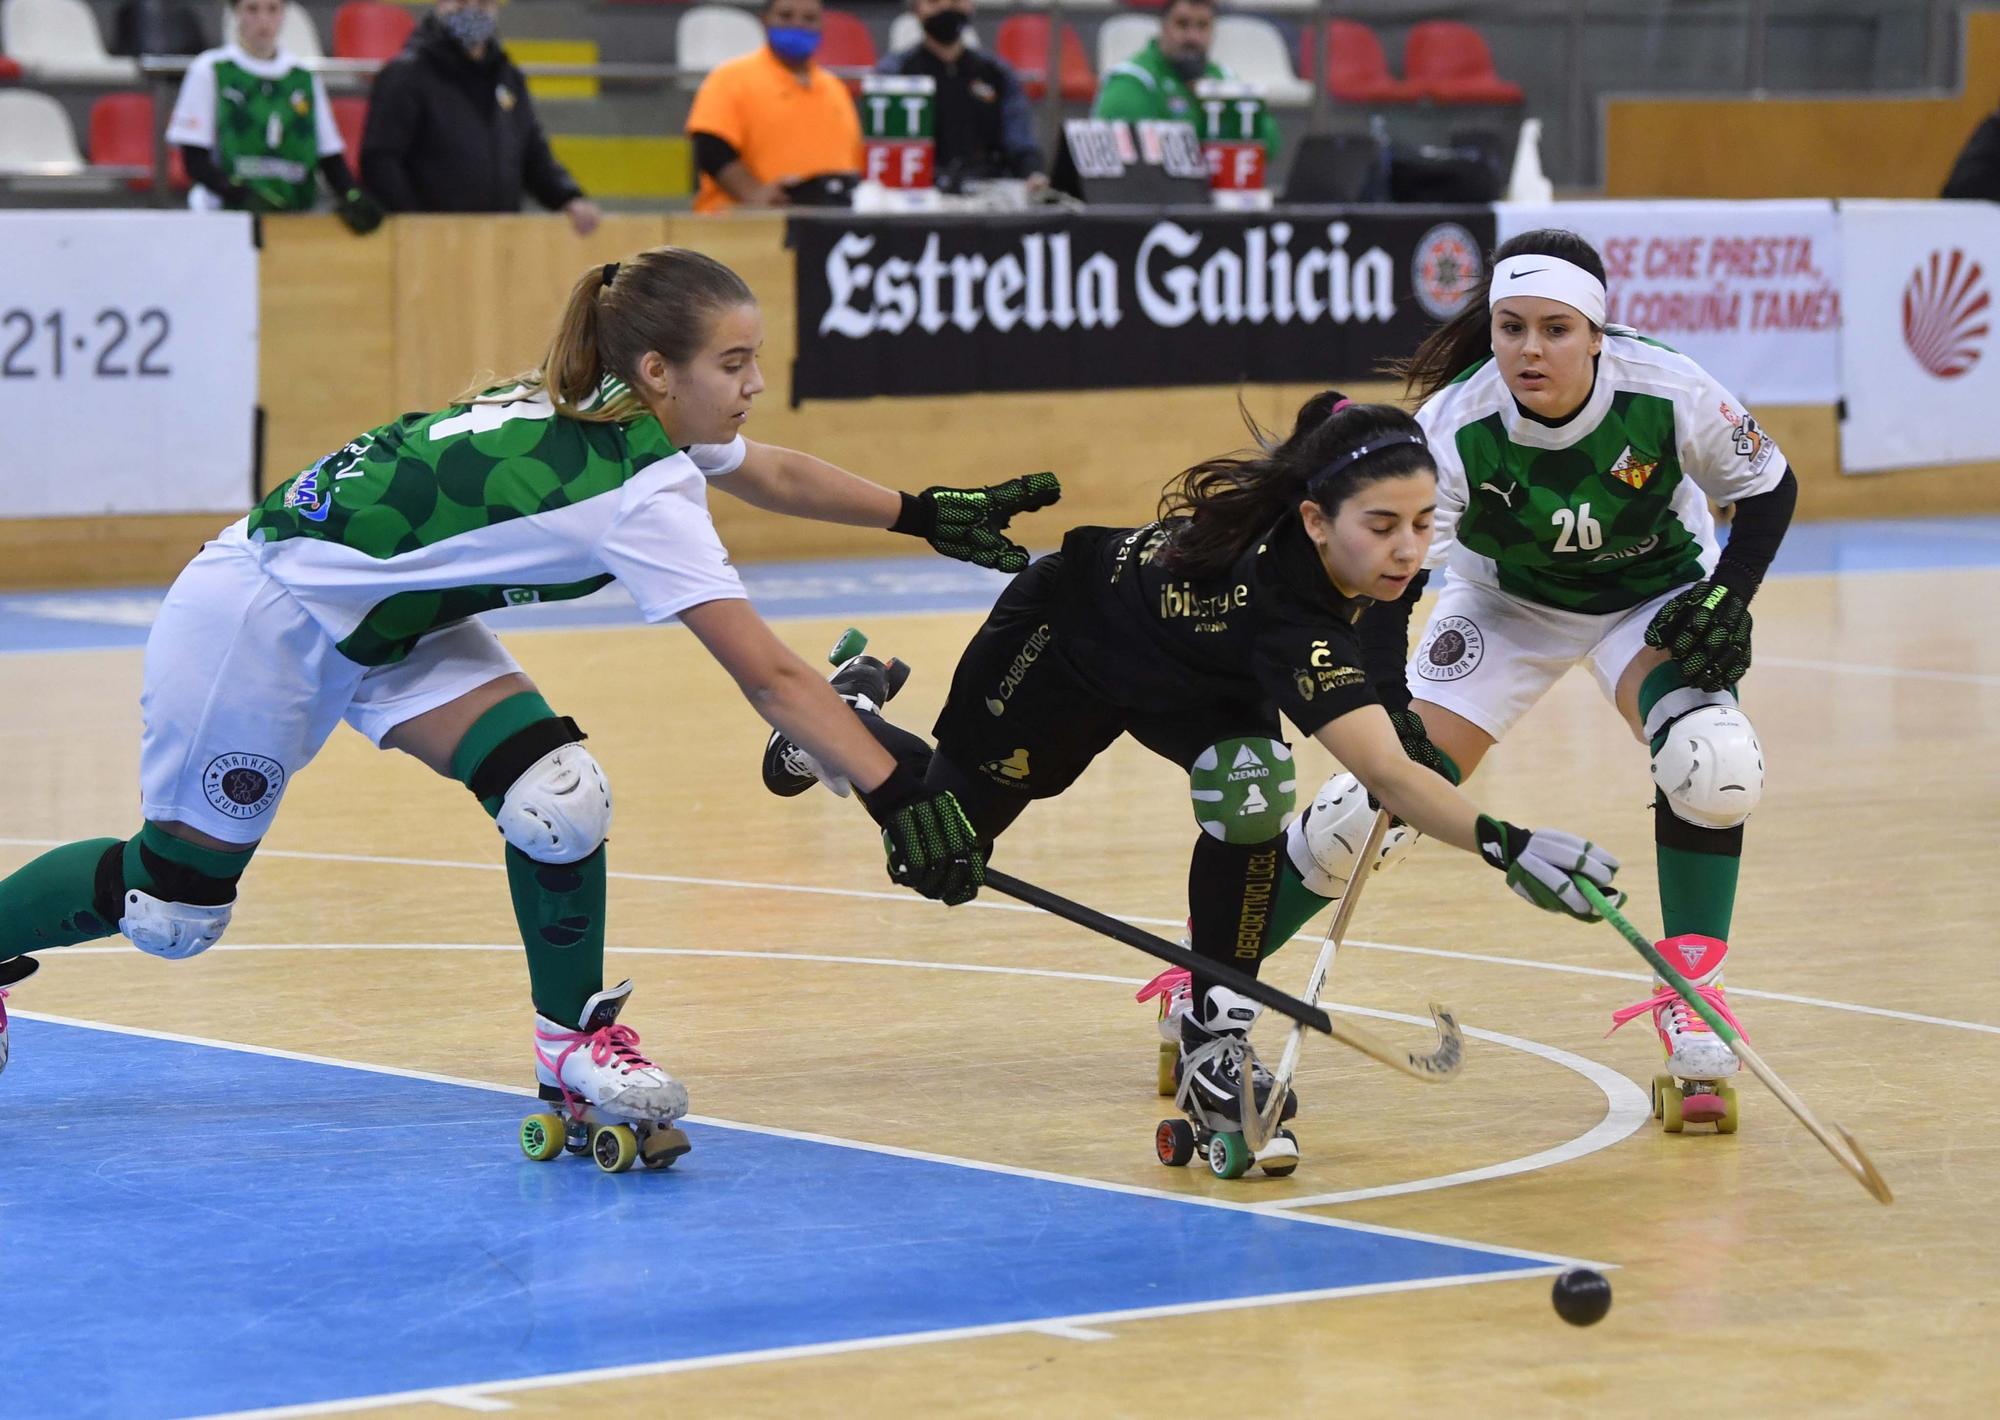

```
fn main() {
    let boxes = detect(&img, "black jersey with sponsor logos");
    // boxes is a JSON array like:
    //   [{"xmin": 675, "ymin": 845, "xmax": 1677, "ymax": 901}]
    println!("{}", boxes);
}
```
[{"xmin": 1050, "ymin": 517, "xmax": 1382, "ymax": 737}]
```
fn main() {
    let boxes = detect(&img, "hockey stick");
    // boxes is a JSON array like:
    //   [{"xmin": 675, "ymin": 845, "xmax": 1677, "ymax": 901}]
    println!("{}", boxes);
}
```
[
  {"xmin": 1573, "ymin": 877, "xmax": 1893, "ymax": 1206},
  {"xmin": 1250, "ymin": 811, "xmax": 1465, "ymax": 1147},
  {"xmin": 982, "ymin": 868, "xmax": 1332, "ymax": 1034}
]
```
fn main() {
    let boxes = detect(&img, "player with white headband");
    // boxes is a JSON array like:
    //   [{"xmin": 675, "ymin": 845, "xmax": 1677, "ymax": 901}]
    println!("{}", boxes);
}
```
[{"xmin": 1317, "ymin": 226, "xmax": 1795, "ymax": 1135}]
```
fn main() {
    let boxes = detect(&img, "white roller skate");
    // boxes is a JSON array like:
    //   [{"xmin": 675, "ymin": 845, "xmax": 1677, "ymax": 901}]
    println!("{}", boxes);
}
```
[
  {"xmin": 519, "ymin": 979, "xmax": 692, "ymax": 1173},
  {"xmin": 0, "ymin": 955, "xmax": 39, "ymax": 1078},
  {"xmin": 1608, "ymin": 934, "xmax": 1746, "ymax": 1134},
  {"xmin": 1153, "ymin": 985, "xmax": 1301, "ymax": 1180},
  {"xmin": 761, "ymin": 627, "xmax": 911, "ymax": 797}
]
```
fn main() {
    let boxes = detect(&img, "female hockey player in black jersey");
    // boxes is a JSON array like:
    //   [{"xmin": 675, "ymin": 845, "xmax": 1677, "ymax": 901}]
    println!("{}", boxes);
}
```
[{"xmin": 762, "ymin": 391, "xmax": 1624, "ymax": 1157}]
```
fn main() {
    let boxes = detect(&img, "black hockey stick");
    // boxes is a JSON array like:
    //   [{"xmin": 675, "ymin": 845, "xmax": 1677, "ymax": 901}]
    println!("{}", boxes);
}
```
[{"xmin": 981, "ymin": 868, "xmax": 1333, "ymax": 1034}]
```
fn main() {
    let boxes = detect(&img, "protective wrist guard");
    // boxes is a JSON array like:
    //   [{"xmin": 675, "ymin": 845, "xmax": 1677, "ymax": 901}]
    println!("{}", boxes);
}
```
[
  {"xmin": 1644, "ymin": 580, "xmax": 1752, "ymax": 692},
  {"xmin": 1387, "ymin": 707, "xmax": 1460, "ymax": 785},
  {"xmin": 338, "ymin": 187, "xmax": 384, "ymax": 235},
  {"xmin": 889, "ymin": 473, "xmax": 1062, "ymax": 574}
]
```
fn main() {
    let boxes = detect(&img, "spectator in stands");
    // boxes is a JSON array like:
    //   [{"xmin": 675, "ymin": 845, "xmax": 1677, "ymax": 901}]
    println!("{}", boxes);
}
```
[
  {"xmin": 878, "ymin": 0, "xmax": 1045, "ymax": 190},
  {"xmin": 111, "ymin": 0, "xmax": 207, "ymax": 59},
  {"xmin": 1093, "ymin": 0, "xmax": 1278, "ymax": 157},
  {"xmin": 361, "ymin": 0, "xmax": 602, "ymax": 233},
  {"xmin": 1942, "ymin": 106, "xmax": 2000, "ymax": 201},
  {"xmin": 166, "ymin": 0, "xmax": 380, "ymax": 231},
  {"xmin": 686, "ymin": 0, "xmax": 864, "ymax": 213}
]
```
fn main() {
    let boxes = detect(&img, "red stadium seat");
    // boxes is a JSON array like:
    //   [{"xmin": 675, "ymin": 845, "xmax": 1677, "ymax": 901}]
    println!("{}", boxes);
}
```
[
  {"xmin": 818, "ymin": 8, "xmax": 877, "ymax": 92},
  {"xmin": 331, "ymin": 95, "xmax": 368, "ymax": 179},
  {"xmin": 996, "ymin": 14, "xmax": 1094, "ymax": 103},
  {"xmin": 1402, "ymin": 20, "xmax": 1523, "ymax": 105},
  {"xmin": 1300, "ymin": 20, "xmax": 1421, "ymax": 104},
  {"xmin": 88, "ymin": 91, "xmax": 189, "ymax": 192},
  {"xmin": 332, "ymin": 0, "xmax": 414, "ymax": 60},
  {"xmin": 0, "ymin": 56, "xmax": 22, "ymax": 82}
]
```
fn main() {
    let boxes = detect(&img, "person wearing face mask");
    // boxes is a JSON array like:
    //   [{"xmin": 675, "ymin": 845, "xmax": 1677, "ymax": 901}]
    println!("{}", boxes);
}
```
[
  {"xmin": 877, "ymin": 0, "xmax": 1045, "ymax": 189},
  {"xmin": 686, "ymin": 0, "xmax": 865, "ymax": 213},
  {"xmin": 1391, "ymin": 227, "xmax": 1797, "ymax": 1136},
  {"xmin": 1093, "ymin": 0, "xmax": 1278, "ymax": 160},
  {"xmin": 361, "ymin": 0, "xmax": 601, "ymax": 234},
  {"xmin": 166, "ymin": 0, "xmax": 381, "ymax": 232}
]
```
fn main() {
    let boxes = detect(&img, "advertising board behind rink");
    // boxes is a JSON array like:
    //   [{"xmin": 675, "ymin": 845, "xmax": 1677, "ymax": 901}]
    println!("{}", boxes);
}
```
[{"xmin": 788, "ymin": 209, "xmax": 1495, "ymax": 400}]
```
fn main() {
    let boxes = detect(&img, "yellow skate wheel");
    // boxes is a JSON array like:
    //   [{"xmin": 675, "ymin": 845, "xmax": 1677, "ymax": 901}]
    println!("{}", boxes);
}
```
[
  {"xmin": 1716, "ymin": 1082, "xmax": 1740, "ymax": 1135},
  {"xmin": 1156, "ymin": 1041, "xmax": 1177, "ymax": 1097},
  {"xmin": 519, "ymin": 1112, "xmax": 565, "ymax": 1162},
  {"xmin": 1206, "ymin": 1131, "xmax": 1252, "ymax": 1180},
  {"xmin": 1650, "ymin": 1072, "xmax": 1671, "ymax": 1121},
  {"xmin": 1658, "ymin": 1077, "xmax": 1685, "ymax": 1133},
  {"xmin": 639, "ymin": 1126, "xmax": 692, "ymax": 1170},
  {"xmin": 591, "ymin": 1123, "xmax": 639, "ymax": 1173}
]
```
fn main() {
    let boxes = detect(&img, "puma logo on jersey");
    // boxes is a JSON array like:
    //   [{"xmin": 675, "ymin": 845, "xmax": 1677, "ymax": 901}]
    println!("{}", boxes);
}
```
[
  {"xmin": 1478, "ymin": 479, "xmax": 1521, "ymax": 509},
  {"xmin": 1608, "ymin": 446, "xmax": 1658, "ymax": 490}
]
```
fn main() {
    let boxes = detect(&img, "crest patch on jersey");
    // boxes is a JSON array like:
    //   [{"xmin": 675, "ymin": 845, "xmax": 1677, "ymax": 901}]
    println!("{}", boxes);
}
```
[
  {"xmin": 1608, "ymin": 445, "xmax": 1657, "ymax": 490},
  {"xmin": 1415, "ymin": 615, "xmax": 1484, "ymax": 683}
]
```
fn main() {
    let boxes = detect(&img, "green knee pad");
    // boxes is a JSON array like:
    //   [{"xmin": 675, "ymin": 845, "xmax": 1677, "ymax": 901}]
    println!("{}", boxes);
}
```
[{"xmin": 1190, "ymin": 737, "xmax": 1296, "ymax": 845}]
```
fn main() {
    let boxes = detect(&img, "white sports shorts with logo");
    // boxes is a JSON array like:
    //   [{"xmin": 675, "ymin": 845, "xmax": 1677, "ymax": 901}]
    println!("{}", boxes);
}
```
[
  {"xmin": 139, "ymin": 539, "xmax": 520, "ymax": 844},
  {"xmin": 1406, "ymin": 576, "xmax": 1686, "ymax": 742}
]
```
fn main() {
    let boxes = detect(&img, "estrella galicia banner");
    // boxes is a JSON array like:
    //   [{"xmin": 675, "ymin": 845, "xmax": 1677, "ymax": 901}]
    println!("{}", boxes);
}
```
[{"xmin": 787, "ymin": 207, "xmax": 1494, "ymax": 400}]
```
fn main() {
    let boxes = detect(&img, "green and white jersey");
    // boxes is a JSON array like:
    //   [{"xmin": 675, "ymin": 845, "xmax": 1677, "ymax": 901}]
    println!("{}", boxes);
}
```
[
  {"xmin": 1416, "ymin": 332, "xmax": 1787, "ymax": 615},
  {"xmin": 230, "ymin": 380, "xmax": 748, "ymax": 666},
  {"xmin": 166, "ymin": 44, "xmax": 344, "ymax": 212}
]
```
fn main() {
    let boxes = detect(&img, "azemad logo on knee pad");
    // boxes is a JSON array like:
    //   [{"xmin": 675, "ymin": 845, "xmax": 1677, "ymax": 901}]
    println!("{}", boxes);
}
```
[
  {"xmin": 203, "ymin": 752, "xmax": 285, "ymax": 819},
  {"xmin": 1416, "ymin": 616, "xmax": 1485, "ymax": 683}
]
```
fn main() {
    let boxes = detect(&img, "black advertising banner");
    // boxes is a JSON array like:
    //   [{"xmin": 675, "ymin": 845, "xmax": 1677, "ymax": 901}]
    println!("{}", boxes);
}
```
[{"xmin": 788, "ymin": 207, "xmax": 1494, "ymax": 401}]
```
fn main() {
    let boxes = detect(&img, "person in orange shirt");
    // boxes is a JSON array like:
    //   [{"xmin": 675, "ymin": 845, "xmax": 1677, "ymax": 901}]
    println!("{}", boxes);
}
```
[{"xmin": 686, "ymin": 0, "xmax": 864, "ymax": 213}]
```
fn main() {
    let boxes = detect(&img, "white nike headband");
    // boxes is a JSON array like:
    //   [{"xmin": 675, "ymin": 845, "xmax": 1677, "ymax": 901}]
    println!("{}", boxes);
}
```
[{"xmin": 1488, "ymin": 253, "xmax": 1607, "ymax": 327}]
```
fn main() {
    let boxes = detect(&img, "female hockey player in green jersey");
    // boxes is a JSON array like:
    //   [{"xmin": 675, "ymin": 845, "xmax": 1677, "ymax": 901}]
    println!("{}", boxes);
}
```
[
  {"xmin": 1380, "ymin": 227, "xmax": 1798, "ymax": 1131},
  {"xmin": 0, "ymin": 246, "xmax": 1025, "ymax": 1169},
  {"xmin": 166, "ymin": 0, "xmax": 381, "ymax": 231},
  {"xmin": 759, "ymin": 391, "xmax": 1625, "ymax": 1174}
]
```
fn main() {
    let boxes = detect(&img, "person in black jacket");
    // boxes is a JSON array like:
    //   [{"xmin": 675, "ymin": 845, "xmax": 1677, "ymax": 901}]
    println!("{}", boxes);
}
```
[
  {"xmin": 1943, "ymin": 107, "xmax": 2000, "ymax": 200},
  {"xmin": 877, "ymin": 0, "xmax": 1045, "ymax": 189},
  {"xmin": 360, "ymin": 0, "xmax": 602, "ymax": 232}
]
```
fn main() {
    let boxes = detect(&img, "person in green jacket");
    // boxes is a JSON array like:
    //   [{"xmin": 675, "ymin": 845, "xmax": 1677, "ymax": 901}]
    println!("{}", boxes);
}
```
[{"xmin": 1092, "ymin": 0, "xmax": 1279, "ymax": 157}]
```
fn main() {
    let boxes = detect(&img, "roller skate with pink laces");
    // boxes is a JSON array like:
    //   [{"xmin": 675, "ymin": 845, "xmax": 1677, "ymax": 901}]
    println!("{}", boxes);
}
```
[
  {"xmin": 518, "ymin": 979, "xmax": 691, "ymax": 1173},
  {"xmin": 1135, "ymin": 930, "xmax": 1194, "ymax": 1096},
  {"xmin": 1608, "ymin": 934, "xmax": 1746, "ymax": 1134},
  {"xmin": 0, "ymin": 955, "xmax": 40, "ymax": 1077}
]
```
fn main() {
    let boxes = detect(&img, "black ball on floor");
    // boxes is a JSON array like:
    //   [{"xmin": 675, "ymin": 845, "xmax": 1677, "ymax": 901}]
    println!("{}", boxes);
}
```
[{"xmin": 1551, "ymin": 1267, "xmax": 1612, "ymax": 1326}]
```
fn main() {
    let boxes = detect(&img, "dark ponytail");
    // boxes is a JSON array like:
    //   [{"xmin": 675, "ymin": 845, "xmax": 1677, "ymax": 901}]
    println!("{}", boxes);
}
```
[
  {"xmin": 1155, "ymin": 390, "xmax": 1435, "ymax": 578},
  {"xmin": 1392, "ymin": 227, "xmax": 1608, "ymax": 404}
]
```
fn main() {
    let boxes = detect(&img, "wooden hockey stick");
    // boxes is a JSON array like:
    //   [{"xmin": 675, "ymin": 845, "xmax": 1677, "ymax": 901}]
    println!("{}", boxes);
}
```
[{"xmin": 1574, "ymin": 877, "xmax": 1892, "ymax": 1206}]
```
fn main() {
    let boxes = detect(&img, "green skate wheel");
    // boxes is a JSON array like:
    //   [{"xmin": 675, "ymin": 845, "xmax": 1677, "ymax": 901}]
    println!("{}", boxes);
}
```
[
  {"xmin": 519, "ymin": 1112, "xmax": 565, "ymax": 1162},
  {"xmin": 1206, "ymin": 1130, "xmax": 1252, "ymax": 1180},
  {"xmin": 1155, "ymin": 1118, "xmax": 1196, "ymax": 1167},
  {"xmin": 1659, "ymin": 1078, "xmax": 1685, "ymax": 1134},
  {"xmin": 1716, "ymin": 1082, "xmax": 1740, "ymax": 1135},
  {"xmin": 639, "ymin": 1126, "xmax": 692, "ymax": 1170},
  {"xmin": 1259, "ymin": 1128, "xmax": 1299, "ymax": 1179},
  {"xmin": 1156, "ymin": 1041, "xmax": 1177, "ymax": 1097},
  {"xmin": 828, "ymin": 628, "xmax": 868, "ymax": 665},
  {"xmin": 592, "ymin": 1123, "xmax": 639, "ymax": 1173}
]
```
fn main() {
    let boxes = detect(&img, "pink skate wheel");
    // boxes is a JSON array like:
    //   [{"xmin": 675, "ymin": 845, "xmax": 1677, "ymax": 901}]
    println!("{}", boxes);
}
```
[{"xmin": 1681, "ymin": 1092, "xmax": 1729, "ymax": 1125}]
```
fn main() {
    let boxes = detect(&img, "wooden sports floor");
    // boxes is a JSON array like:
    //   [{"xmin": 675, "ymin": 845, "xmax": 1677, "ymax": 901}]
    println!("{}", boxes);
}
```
[{"xmin": 2, "ymin": 544, "xmax": 1997, "ymax": 1418}]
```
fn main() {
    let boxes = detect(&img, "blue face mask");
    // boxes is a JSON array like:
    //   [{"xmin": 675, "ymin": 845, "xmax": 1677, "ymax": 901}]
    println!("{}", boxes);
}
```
[{"xmin": 766, "ymin": 25, "xmax": 821, "ymax": 63}]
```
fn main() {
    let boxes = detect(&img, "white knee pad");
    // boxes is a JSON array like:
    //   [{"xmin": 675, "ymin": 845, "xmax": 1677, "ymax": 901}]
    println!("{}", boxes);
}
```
[
  {"xmin": 120, "ymin": 889, "xmax": 232, "ymax": 961},
  {"xmin": 1283, "ymin": 773, "xmax": 1419, "ymax": 897},
  {"xmin": 496, "ymin": 744, "xmax": 612, "ymax": 863},
  {"xmin": 1652, "ymin": 705, "xmax": 1764, "ymax": 829}
]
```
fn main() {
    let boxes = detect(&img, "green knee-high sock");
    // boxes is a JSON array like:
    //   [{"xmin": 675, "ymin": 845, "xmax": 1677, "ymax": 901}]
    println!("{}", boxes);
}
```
[
  {"xmin": 0, "ymin": 838, "xmax": 123, "ymax": 956},
  {"xmin": 452, "ymin": 692, "xmax": 606, "ymax": 1024},
  {"xmin": 1639, "ymin": 662, "xmax": 1742, "ymax": 942}
]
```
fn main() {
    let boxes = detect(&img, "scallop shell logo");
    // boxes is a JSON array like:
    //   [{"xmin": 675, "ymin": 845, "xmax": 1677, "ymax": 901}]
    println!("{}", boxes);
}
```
[{"xmin": 1902, "ymin": 249, "xmax": 1990, "ymax": 379}]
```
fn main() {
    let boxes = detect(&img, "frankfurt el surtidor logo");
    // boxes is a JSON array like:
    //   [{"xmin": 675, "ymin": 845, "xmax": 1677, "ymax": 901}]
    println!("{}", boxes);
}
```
[
  {"xmin": 1415, "ymin": 616, "xmax": 1484, "ymax": 682},
  {"xmin": 204, "ymin": 752, "xmax": 284, "ymax": 819}
]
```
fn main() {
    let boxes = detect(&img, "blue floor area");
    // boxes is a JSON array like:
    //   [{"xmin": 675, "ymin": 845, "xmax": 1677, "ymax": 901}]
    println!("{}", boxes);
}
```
[
  {"xmin": 3, "ymin": 1018, "xmax": 1555, "ymax": 1420},
  {"xmin": 3, "ymin": 517, "xmax": 1997, "ymax": 657}
]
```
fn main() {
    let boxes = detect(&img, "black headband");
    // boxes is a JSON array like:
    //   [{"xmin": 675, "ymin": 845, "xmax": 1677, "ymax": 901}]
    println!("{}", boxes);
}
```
[{"xmin": 1307, "ymin": 433, "xmax": 1429, "ymax": 498}]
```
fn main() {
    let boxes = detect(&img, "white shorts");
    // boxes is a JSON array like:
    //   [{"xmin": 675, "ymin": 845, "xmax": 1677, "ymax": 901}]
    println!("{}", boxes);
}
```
[
  {"xmin": 139, "ymin": 540, "xmax": 520, "ymax": 843},
  {"xmin": 1405, "ymin": 577, "xmax": 1683, "ymax": 742}
]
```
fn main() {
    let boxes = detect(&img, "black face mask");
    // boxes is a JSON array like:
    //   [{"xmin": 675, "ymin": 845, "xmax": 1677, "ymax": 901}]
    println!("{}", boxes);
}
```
[
  {"xmin": 922, "ymin": 9, "xmax": 969, "ymax": 44},
  {"xmin": 1167, "ymin": 52, "xmax": 1208, "ymax": 83}
]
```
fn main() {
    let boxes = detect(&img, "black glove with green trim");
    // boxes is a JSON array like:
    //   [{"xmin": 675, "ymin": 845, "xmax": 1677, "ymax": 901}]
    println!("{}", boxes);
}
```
[
  {"xmin": 1643, "ymin": 579, "xmax": 1752, "ymax": 692},
  {"xmin": 1474, "ymin": 814, "xmax": 1622, "ymax": 921},
  {"xmin": 337, "ymin": 187, "xmax": 385, "ymax": 236},
  {"xmin": 859, "ymin": 764, "xmax": 984, "ymax": 905},
  {"xmin": 890, "ymin": 473, "xmax": 1062, "ymax": 574}
]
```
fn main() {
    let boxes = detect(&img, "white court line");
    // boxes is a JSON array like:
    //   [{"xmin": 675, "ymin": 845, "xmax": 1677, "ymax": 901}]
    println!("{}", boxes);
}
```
[
  {"xmin": 7, "ymin": 952, "xmax": 1648, "ymax": 1216},
  {"xmin": 7, "ymin": 835, "xmax": 1993, "ymax": 1039},
  {"xmin": 183, "ymin": 1266, "xmax": 1569, "ymax": 1420}
]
